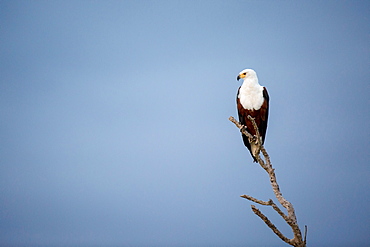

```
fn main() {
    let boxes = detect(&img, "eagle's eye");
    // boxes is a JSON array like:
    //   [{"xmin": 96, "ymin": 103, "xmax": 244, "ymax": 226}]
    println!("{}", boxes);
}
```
[{"xmin": 243, "ymin": 72, "xmax": 247, "ymax": 75}]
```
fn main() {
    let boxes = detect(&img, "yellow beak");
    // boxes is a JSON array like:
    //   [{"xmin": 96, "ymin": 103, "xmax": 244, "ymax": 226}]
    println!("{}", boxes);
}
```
[{"xmin": 237, "ymin": 73, "xmax": 246, "ymax": 81}]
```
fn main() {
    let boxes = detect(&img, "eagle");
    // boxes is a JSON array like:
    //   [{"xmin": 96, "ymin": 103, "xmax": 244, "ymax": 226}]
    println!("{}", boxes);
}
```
[{"xmin": 236, "ymin": 69, "xmax": 269, "ymax": 162}]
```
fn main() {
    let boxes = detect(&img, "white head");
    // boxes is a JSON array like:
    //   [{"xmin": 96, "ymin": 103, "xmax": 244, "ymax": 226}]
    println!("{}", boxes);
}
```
[
  {"xmin": 236, "ymin": 68, "xmax": 264, "ymax": 110},
  {"xmin": 237, "ymin": 69, "xmax": 258, "ymax": 81}
]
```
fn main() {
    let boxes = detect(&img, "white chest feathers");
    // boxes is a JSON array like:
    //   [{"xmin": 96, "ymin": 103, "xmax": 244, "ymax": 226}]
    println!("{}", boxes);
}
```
[{"xmin": 238, "ymin": 84, "xmax": 264, "ymax": 110}]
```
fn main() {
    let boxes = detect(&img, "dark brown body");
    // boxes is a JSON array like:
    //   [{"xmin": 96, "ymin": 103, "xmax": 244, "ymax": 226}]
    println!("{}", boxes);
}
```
[{"xmin": 237, "ymin": 87, "xmax": 269, "ymax": 162}]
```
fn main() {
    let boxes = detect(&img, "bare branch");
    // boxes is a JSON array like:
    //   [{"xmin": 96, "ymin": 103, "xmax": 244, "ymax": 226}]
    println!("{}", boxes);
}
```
[
  {"xmin": 240, "ymin": 195, "xmax": 271, "ymax": 206},
  {"xmin": 229, "ymin": 116, "xmax": 306, "ymax": 247},
  {"xmin": 304, "ymin": 225, "xmax": 308, "ymax": 245},
  {"xmin": 251, "ymin": 205, "xmax": 292, "ymax": 245},
  {"xmin": 228, "ymin": 116, "xmax": 255, "ymax": 141},
  {"xmin": 269, "ymin": 200, "xmax": 290, "ymax": 224}
]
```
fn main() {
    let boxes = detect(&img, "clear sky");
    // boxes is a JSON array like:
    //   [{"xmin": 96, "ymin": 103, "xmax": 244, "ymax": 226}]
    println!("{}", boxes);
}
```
[{"xmin": 1, "ymin": 1, "xmax": 369, "ymax": 246}]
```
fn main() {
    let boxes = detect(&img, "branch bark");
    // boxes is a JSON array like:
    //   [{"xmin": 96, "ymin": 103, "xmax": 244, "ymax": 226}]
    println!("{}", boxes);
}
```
[{"xmin": 229, "ymin": 116, "xmax": 306, "ymax": 247}]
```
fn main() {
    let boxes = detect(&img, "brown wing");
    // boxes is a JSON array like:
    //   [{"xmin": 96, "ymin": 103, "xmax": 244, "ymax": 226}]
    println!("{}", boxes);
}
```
[{"xmin": 259, "ymin": 87, "xmax": 269, "ymax": 144}]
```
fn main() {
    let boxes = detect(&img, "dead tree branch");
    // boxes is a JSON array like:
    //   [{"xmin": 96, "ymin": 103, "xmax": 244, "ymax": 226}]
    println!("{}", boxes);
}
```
[
  {"xmin": 251, "ymin": 205, "xmax": 291, "ymax": 244},
  {"xmin": 229, "ymin": 116, "xmax": 306, "ymax": 247}
]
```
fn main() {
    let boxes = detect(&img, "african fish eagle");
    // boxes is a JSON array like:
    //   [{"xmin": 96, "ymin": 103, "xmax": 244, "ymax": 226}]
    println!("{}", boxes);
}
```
[{"xmin": 236, "ymin": 69, "xmax": 269, "ymax": 162}]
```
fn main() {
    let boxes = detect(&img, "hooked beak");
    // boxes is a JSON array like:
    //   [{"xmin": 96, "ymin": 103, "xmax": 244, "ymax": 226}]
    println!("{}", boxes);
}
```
[{"xmin": 237, "ymin": 73, "xmax": 247, "ymax": 81}]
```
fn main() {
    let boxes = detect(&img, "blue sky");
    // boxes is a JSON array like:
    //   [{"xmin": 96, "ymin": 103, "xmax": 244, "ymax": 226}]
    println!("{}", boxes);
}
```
[{"xmin": 1, "ymin": 1, "xmax": 369, "ymax": 246}]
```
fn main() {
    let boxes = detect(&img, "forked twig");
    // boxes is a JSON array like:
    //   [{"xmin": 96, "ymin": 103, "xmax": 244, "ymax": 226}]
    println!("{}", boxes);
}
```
[{"xmin": 251, "ymin": 205, "xmax": 291, "ymax": 244}]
